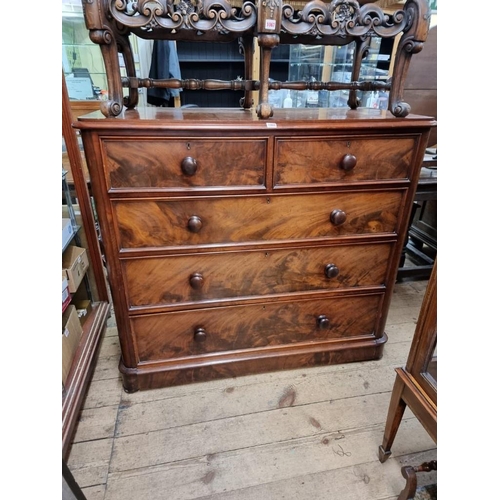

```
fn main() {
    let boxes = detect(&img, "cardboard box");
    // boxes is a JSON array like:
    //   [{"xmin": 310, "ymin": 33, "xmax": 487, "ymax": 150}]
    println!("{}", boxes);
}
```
[
  {"xmin": 62, "ymin": 218, "xmax": 74, "ymax": 251},
  {"xmin": 62, "ymin": 305, "xmax": 83, "ymax": 384},
  {"xmin": 62, "ymin": 245, "xmax": 89, "ymax": 293},
  {"xmin": 73, "ymin": 299, "xmax": 93, "ymax": 325},
  {"xmin": 62, "ymin": 274, "xmax": 71, "ymax": 313}
]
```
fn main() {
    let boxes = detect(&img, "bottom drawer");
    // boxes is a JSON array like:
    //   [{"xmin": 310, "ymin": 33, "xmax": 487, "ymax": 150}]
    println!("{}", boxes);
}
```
[{"xmin": 132, "ymin": 293, "xmax": 383, "ymax": 362}]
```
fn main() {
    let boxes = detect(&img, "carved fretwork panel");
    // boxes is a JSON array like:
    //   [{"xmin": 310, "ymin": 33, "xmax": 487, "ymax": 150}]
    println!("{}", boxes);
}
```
[{"xmin": 81, "ymin": 0, "xmax": 430, "ymax": 118}]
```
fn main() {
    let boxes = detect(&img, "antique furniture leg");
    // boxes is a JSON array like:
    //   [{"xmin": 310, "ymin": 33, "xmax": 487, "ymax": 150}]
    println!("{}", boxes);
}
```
[
  {"xmin": 347, "ymin": 37, "xmax": 371, "ymax": 110},
  {"xmin": 83, "ymin": 0, "xmax": 124, "ymax": 117},
  {"xmin": 117, "ymin": 33, "xmax": 138, "ymax": 109},
  {"xmin": 239, "ymin": 35, "xmax": 254, "ymax": 109},
  {"xmin": 63, "ymin": 459, "xmax": 87, "ymax": 500},
  {"xmin": 397, "ymin": 461, "xmax": 437, "ymax": 500},
  {"xmin": 398, "ymin": 466, "xmax": 418, "ymax": 500},
  {"xmin": 257, "ymin": 35, "xmax": 278, "ymax": 118},
  {"xmin": 378, "ymin": 373, "xmax": 407, "ymax": 463},
  {"xmin": 389, "ymin": 0, "xmax": 431, "ymax": 117},
  {"xmin": 256, "ymin": 0, "xmax": 282, "ymax": 118}
]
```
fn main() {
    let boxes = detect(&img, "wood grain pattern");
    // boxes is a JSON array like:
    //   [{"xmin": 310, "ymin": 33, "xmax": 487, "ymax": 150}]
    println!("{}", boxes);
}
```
[
  {"xmin": 123, "ymin": 242, "xmax": 392, "ymax": 308},
  {"xmin": 103, "ymin": 138, "xmax": 267, "ymax": 189},
  {"xmin": 103, "ymin": 419, "xmax": 434, "ymax": 500},
  {"xmin": 77, "ymin": 108, "xmax": 433, "ymax": 390},
  {"xmin": 114, "ymin": 191, "xmax": 403, "ymax": 249},
  {"xmin": 131, "ymin": 293, "xmax": 382, "ymax": 361},
  {"xmin": 275, "ymin": 136, "xmax": 416, "ymax": 186}
]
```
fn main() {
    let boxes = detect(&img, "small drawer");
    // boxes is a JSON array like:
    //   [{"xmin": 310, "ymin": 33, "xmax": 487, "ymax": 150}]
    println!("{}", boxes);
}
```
[
  {"xmin": 123, "ymin": 243, "xmax": 392, "ymax": 308},
  {"xmin": 102, "ymin": 138, "xmax": 266, "ymax": 189},
  {"xmin": 274, "ymin": 136, "xmax": 416, "ymax": 186},
  {"xmin": 132, "ymin": 294, "xmax": 383, "ymax": 362},
  {"xmin": 113, "ymin": 191, "xmax": 403, "ymax": 249}
]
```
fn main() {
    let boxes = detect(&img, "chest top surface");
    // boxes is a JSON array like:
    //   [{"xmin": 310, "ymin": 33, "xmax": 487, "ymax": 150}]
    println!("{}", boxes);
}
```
[{"xmin": 76, "ymin": 107, "xmax": 436, "ymax": 133}]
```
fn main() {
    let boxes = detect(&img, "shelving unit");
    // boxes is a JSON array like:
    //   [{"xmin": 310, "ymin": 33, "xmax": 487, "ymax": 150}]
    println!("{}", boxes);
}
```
[
  {"xmin": 178, "ymin": 41, "xmax": 292, "ymax": 108},
  {"xmin": 177, "ymin": 40, "xmax": 246, "ymax": 107},
  {"xmin": 62, "ymin": 170, "xmax": 79, "ymax": 255},
  {"xmin": 62, "ymin": 72, "xmax": 110, "ymax": 460},
  {"xmin": 62, "ymin": 168, "xmax": 93, "ymax": 313}
]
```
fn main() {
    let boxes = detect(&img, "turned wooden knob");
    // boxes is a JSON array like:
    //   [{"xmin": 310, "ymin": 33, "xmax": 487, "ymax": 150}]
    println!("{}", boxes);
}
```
[
  {"xmin": 340, "ymin": 153, "xmax": 357, "ymax": 171},
  {"xmin": 187, "ymin": 215, "xmax": 203, "ymax": 233},
  {"xmin": 189, "ymin": 273, "xmax": 204, "ymax": 289},
  {"xmin": 324, "ymin": 264, "xmax": 339, "ymax": 279},
  {"xmin": 194, "ymin": 327, "xmax": 207, "ymax": 342},
  {"xmin": 181, "ymin": 156, "xmax": 198, "ymax": 176},
  {"xmin": 317, "ymin": 315, "xmax": 330, "ymax": 329},
  {"xmin": 330, "ymin": 209, "xmax": 347, "ymax": 226}
]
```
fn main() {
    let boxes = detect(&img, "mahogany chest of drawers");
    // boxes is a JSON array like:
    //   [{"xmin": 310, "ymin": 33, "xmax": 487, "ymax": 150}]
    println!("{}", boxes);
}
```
[{"xmin": 77, "ymin": 106, "xmax": 434, "ymax": 392}]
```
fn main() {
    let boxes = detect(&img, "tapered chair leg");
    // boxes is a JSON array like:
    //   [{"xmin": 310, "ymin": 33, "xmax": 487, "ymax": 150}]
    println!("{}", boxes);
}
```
[{"xmin": 378, "ymin": 374, "xmax": 406, "ymax": 463}]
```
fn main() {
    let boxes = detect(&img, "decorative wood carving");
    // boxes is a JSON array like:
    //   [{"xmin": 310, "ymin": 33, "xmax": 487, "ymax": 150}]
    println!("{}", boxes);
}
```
[{"xmin": 81, "ymin": 0, "xmax": 430, "ymax": 118}]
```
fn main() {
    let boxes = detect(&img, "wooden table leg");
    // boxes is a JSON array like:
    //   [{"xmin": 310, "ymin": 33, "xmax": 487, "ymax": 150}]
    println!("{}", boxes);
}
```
[{"xmin": 378, "ymin": 373, "xmax": 406, "ymax": 463}]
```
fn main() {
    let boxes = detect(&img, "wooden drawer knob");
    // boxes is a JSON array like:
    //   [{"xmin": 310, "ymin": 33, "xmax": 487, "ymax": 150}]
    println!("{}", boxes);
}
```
[
  {"xmin": 340, "ymin": 153, "xmax": 357, "ymax": 171},
  {"xmin": 330, "ymin": 209, "xmax": 347, "ymax": 226},
  {"xmin": 181, "ymin": 156, "xmax": 198, "ymax": 176},
  {"xmin": 187, "ymin": 215, "xmax": 203, "ymax": 233},
  {"xmin": 194, "ymin": 327, "xmax": 207, "ymax": 342},
  {"xmin": 324, "ymin": 264, "xmax": 339, "ymax": 279},
  {"xmin": 317, "ymin": 315, "xmax": 330, "ymax": 330},
  {"xmin": 189, "ymin": 273, "xmax": 204, "ymax": 289}
]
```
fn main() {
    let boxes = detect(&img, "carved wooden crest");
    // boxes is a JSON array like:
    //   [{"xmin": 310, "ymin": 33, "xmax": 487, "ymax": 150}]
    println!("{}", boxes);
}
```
[{"xmin": 81, "ymin": 0, "xmax": 430, "ymax": 119}]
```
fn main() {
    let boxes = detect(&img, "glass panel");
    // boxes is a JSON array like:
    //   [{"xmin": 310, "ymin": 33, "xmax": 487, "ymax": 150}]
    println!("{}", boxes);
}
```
[
  {"xmin": 423, "ymin": 338, "xmax": 437, "ymax": 389},
  {"xmin": 282, "ymin": 37, "xmax": 390, "ymax": 110}
]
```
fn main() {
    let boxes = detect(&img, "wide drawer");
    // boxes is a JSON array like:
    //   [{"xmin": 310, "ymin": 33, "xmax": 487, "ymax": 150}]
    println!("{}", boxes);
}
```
[
  {"xmin": 123, "ymin": 242, "xmax": 392, "ymax": 308},
  {"xmin": 274, "ymin": 136, "xmax": 416, "ymax": 186},
  {"xmin": 132, "ymin": 293, "xmax": 383, "ymax": 362},
  {"xmin": 102, "ymin": 138, "xmax": 267, "ymax": 189},
  {"xmin": 114, "ymin": 191, "xmax": 403, "ymax": 249}
]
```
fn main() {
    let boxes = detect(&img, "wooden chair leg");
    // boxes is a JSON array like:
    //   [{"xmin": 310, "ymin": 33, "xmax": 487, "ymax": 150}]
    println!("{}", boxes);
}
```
[
  {"xmin": 378, "ymin": 374, "xmax": 406, "ymax": 463},
  {"xmin": 397, "ymin": 466, "xmax": 418, "ymax": 500},
  {"xmin": 397, "ymin": 461, "xmax": 437, "ymax": 500}
]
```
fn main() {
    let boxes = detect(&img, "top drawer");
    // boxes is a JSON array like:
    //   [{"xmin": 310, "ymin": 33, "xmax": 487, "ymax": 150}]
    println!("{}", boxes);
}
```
[
  {"xmin": 274, "ymin": 136, "xmax": 416, "ymax": 186},
  {"xmin": 102, "ymin": 138, "xmax": 267, "ymax": 190}
]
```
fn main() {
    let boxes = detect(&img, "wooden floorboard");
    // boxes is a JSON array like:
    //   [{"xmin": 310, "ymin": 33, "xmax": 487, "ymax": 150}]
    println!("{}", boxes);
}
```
[{"xmin": 66, "ymin": 280, "xmax": 437, "ymax": 500}]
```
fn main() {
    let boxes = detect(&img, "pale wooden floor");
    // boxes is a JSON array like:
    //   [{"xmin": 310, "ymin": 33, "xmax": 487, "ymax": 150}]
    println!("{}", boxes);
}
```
[{"xmin": 67, "ymin": 279, "xmax": 437, "ymax": 500}]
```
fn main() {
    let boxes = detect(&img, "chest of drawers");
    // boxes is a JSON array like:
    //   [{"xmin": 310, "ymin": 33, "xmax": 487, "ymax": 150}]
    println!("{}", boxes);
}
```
[{"xmin": 77, "ymin": 106, "xmax": 434, "ymax": 391}]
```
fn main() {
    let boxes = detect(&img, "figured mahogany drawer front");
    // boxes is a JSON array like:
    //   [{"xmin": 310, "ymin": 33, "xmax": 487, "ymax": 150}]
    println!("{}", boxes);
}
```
[
  {"xmin": 114, "ymin": 191, "xmax": 403, "ymax": 249},
  {"xmin": 102, "ymin": 138, "xmax": 266, "ymax": 189},
  {"xmin": 275, "ymin": 136, "xmax": 416, "ymax": 186},
  {"xmin": 132, "ymin": 294, "xmax": 382, "ymax": 361},
  {"xmin": 123, "ymin": 243, "xmax": 391, "ymax": 308}
]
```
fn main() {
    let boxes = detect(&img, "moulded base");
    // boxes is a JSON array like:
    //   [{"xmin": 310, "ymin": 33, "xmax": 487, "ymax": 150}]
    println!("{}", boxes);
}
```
[{"xmin": 118, "ymin": 333, "xmax": 387, "ymax": 392}]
